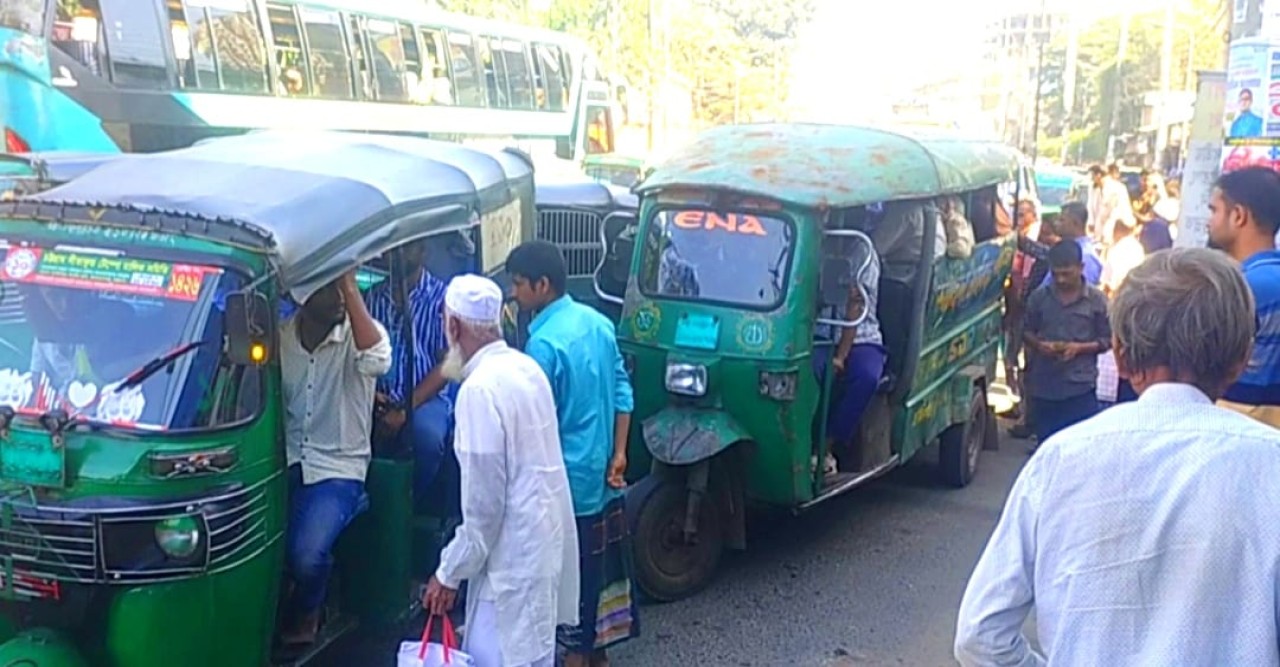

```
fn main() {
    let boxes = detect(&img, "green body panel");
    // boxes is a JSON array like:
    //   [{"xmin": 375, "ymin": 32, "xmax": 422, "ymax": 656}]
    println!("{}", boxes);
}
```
[
  {"xmin": 897, "ymin": 238, "xmax": 1012, "ymax": 461},
  {"xmin": 102, "ymin": 544, "xmax": 282, "ymax": 666},
  {"xmin": 638, "ymin": 124, "xmax": 1021, "ymax": 208},
  {"xmin": 640, "ymin": 407, "xmax": 751, "ymax": 466},
  {"xmin": 336, "ymin": 458, "xmax": 415, "ymax": 626},
  {"xmin": 0, "ymin": 629, "xmax": 88, "ymax": 667}
]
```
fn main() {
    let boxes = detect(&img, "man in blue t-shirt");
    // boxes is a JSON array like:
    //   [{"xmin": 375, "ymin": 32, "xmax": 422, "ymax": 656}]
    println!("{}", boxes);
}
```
[
  {"xmin": 1208, "ymin": 166, "xmax": 1280, "ymax": 427},
  {"xmin": 1040, "ymin": 202, "xmax": 1103, "ymax": 289}
]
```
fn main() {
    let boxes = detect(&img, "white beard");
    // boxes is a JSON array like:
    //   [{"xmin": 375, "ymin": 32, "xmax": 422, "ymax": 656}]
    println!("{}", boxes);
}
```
[{"xmin": 439, "ymin": 344, "xmax": 466, "ymax": 382}]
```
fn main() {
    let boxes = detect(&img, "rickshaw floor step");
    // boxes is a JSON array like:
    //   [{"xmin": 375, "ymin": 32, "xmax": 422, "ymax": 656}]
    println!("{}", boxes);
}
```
[
  {"xmin": 270, "ymin": 613, "xmax": 359, "ymax": 666},
  {"xmin": 799, "ymin": 456, "xmax": 901, "ymax": 511}
]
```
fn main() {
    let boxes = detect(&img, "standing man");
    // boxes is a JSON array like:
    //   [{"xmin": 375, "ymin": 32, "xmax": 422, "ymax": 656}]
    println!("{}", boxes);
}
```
[
  {"xmin": 1023, "ymin": 241, "xmax": 1110, "ymax": 446},
  {"xmin": 279, "ymin": 273, "xmax": 392, "ymax": 645},
  {"xmin": 1208, "ymin": 166, "xmax": 1280, "ymax": 428},
  {"xmin": 1039, "ymin": 202, "xmax": 1103, "ymax": 288},
  {"xmin": 506, "ymin": 241, "xmax": 639, "ymax": 667},
  {"xmin": 1087, "ymin": 165, "xmax": 1135, "ymax": 247},
  {"xmin": 363, "ymin": 240, "xmax": 454, "ymax": 512},
  {"xmin": 956, "ymin": 248, "xmax": 1280, "ymax": 666},
  {"xmin": 424, "ymin": 274, "xmax": 579, "ymax": 667}
]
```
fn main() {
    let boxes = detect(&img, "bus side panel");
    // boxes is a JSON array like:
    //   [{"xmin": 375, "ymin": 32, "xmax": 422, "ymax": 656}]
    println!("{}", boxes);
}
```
[{"xmin": 0, "ymin": 69, "xmax": 119, "ymax": 152}]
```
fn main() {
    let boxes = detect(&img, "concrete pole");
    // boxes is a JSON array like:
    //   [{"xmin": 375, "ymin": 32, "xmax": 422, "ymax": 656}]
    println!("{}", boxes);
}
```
[
  {"xmin": 1155, "ymin": 2, "xmax": 1176, "ymax": 163},
  {"xmin": 1060, "ymin": 11, "xmax": 1079, "ymax": 163},
  {"xmin": 1106, "ymin": 10, "xmax": 1130, "ymax": 164}
]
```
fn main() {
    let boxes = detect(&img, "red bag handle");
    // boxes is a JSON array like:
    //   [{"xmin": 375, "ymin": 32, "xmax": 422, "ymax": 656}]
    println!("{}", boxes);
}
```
[{"xmin": 417, "ymin": 613, "xmax": 459, "ymax": 662}]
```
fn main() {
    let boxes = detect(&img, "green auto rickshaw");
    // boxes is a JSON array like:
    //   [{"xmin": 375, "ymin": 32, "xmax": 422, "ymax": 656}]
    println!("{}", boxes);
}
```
[
  {"xmin": 619, "ymin": 123, "xmax": 1019, "ymax": 601},
  {"xmin": 0, "ymin": 130, "xmax": 536, "ymax": 666},
  {"xmin": 583, "ymin": 154, "xmax": 651, "ymax": 189}
]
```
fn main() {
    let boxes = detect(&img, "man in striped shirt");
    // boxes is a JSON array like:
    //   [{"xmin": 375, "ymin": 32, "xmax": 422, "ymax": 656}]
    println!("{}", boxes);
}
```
[
  {"xmin": 1209, "ymin": 167, "xmax": 1280, "ymax": 428},
  {"xmin": 364, "ymin": 240, "xmax": 455, "ymax": 508}
]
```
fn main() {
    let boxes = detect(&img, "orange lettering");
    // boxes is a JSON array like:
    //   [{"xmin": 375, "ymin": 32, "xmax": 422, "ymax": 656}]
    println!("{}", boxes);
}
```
[
  {"xmin": 673, "ymin": 211, "xmax": 704, "ymax": 229},
  {"xmin": 737, "ymin": 215, "xmax": 766, "ymax": 236},
  {"xmin": 705, "ymin": 212, "xmax": 735, "ymax": 232}
]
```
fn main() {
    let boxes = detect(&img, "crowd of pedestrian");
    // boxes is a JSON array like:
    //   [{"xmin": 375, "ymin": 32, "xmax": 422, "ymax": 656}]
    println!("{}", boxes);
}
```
[{"xmin": 957, "ymin": 166, "xmax": 1280, "ymax": 665}]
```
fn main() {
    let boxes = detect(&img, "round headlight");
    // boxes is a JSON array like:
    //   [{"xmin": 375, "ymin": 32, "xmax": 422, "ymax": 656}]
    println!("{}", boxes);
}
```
[{"xmin": 155, "ymin": 515, "xmax": 202, "ymax": 558}]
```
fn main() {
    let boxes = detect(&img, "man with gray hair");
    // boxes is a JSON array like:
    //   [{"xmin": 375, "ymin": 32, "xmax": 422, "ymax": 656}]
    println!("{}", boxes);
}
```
[
  {"xmin": 422, "ymin": 274, "xmax": 580, "ymax": 667},
  {"xmin": 956, "ymin": 248, "xmax": 1280, "ymax": 666}
]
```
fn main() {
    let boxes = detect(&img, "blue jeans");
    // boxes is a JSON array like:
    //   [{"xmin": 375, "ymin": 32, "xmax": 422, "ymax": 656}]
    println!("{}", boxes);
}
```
[
  {"xmin": 814, "ymin": 343, "xmax": 889, "ymax": 444},
  {"xmin": 285, "ymin": 465, "xmax": 369, "ymax": 615},
  {"xmin": 400, "ymin": 396, "xmax": 452, "ymax": 504}
]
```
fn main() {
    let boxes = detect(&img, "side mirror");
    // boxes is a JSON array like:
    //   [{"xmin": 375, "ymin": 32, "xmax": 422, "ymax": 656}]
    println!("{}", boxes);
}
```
[
  {"xmin": 555, "ymin": 137, "xmax": 574, "ymax": 161},
  {"xmin": 225, "ymin": 291, "xmax": 271, "ymax": 365}
]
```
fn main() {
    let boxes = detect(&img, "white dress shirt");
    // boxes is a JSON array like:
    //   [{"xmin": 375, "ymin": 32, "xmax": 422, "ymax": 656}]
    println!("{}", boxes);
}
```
[
  {"xmin": 1089, "ymin": 179, "xmax": 1135, "ymax": 245},
  {"xmin": 280, "ymin": 316, "xmax": 391, "ymax": 485},
  {"xmin": 436, "ymin": 340, "xmax": 579, "ymax": 667},
  {"xmin": 956, "ymin": 383, "xmax": 1280, "ymax": 667}
]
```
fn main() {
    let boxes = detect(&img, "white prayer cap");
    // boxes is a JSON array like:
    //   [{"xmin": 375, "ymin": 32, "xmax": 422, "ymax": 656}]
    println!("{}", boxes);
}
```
[{"xmin": 445, "ymin": 274, "xmax": 503, "ymax": 323}]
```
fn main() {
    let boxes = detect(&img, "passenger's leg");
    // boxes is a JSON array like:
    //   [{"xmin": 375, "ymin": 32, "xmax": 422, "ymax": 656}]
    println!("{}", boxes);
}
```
[
  {"xmin": 281, "ymin": 476, "xmax": 368, "ymax": 644},
  {"xmin": 402, "ymin": 396, "xmax": 451, "ymax": 506},
  {"xmin": 826, "ymin": 344, "xmax": 889, "ymax": 448}
]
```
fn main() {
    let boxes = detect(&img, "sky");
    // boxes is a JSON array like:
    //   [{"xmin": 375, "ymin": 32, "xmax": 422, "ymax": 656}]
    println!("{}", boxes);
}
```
[{"xmin": 788, "ymin": 0, "xmax": 1184, "ymax": 123}]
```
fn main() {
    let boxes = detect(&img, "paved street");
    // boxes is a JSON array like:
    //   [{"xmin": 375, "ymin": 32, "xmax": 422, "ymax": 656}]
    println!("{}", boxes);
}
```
[{"xmin": 321, "ymin": 425, "xmax": 1029, "ymax": 667}]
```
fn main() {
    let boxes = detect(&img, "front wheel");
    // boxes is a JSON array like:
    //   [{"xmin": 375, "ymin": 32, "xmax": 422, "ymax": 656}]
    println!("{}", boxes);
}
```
[
  {"xmin": 627, "ymin": 474, "xmax": 724, "ymax": 602},
  {"xmin": 939, "ymin": 388, "xmax": 989, "ymax": 488}
]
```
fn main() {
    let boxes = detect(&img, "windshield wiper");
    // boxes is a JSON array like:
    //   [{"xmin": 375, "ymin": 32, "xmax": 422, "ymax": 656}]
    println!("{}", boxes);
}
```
[{"xmin": 115, "ymin": 341, "xmax": 206, "ymax": 393}]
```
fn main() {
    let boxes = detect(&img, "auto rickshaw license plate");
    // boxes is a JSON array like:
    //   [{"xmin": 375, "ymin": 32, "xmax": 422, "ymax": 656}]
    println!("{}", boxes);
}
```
[{"xmin": 0, "ymin": 438, "xmax": 66, "ymax": 488}]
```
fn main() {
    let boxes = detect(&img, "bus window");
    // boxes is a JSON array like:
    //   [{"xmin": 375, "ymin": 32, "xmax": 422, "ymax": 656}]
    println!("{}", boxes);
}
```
[
  {"xmin": 53, "ymin": 0, "xmax": 106, "ymax": 76},
  {"xmin": 446, "ymin": 32, "xmax": 483, "ymax": 108},
  {"xmin": 299, "ymin": 7, "xmax": 352, "ymax": 99},
  {"xmin": 100, "ymin": 0, "xmax": 171, "ymax": 88},
  {"xmin": 534, "ymin": 43, "xmax": 565, "ymax": 111},
  {"xmin": 398, "ymin": 23, "xmax": 426, "ymax": 104},
  {"xmin": 173, "ymin": 0, "xmax": 268, "ymax": 94},
  {"xmin": 363, "ymin": 18, "xmax": 408, "ymax": 102},
  {"xmin": 584, "ymin": 106, "xmax": 613, "ymax": 155},
  {"xmin": 419, "ymin": 28, "xmax": 452, "ymax": 105},
  {"xmin": 345, "ymin": 15, "xmax": 371, "ymax": 99},
  {"xmin": 498, "ymin": 40, "xmax": 532, "ymax": 110},
  {"xmin": 480, "ymin": 36, "xmax": 511, "ymax": 108},
  {"xmin": 266, "ymin": 4, "xmax": 308, "ymax": 96}
]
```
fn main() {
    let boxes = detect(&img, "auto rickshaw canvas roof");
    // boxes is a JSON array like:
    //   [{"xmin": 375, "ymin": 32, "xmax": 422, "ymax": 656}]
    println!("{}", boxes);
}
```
[
  {"xmin": 536, "ymin": 177, "xmax": 638, "ymax": 210},
  {"xmin": 11, "ymin": 131, "xmax": 534, "ymax": 302},
  {"xmin": 636, "ymin": 123, "xmax": 1022, "ymax": 209}
]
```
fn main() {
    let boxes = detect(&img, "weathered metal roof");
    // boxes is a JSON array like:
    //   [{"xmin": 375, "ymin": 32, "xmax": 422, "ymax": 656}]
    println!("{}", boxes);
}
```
[
  {"xmin": 637, "ymin": 123, "xmax": 1022, "ymax": 208},
  {"xmin": 16, "ymin": 131, "xmax": 534, "ymax": 302}
]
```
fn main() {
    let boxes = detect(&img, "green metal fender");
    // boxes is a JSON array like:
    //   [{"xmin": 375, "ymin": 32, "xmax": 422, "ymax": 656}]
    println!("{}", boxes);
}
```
[
  {"xmin": 0, "ymin": 629, "xmax": 88, "ymax": 667},
  {"xmin": 641, "ymin": 408, "xmax": 751, "ymax": 466}
]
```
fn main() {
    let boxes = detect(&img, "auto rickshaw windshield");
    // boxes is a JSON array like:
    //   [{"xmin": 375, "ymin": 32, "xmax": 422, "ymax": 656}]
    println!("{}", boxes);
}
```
[
  {"xmin": 0, "ymin": 239, "xmax": 244, "ymax": 431},
  {"xmin": 638, "ymin": 208, "xmax": 794, "ymax": 309}
]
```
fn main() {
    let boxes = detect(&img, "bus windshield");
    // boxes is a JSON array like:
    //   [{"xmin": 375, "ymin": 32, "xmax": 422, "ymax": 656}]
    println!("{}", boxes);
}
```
[
  {"xmin": 0, "ymin": 240, "xmax": 246, "ymax": 432},
  {"xmin": 639, "ymin": 208, "xmax": 794, "ymax": 310},
  {"xmin": 0, "ymin": 0, "xmax": 43, "ymax": 34}
]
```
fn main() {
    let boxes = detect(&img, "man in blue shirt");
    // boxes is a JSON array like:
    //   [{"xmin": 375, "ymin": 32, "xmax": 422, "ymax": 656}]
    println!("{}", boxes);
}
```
[
  {"xmin": 364, "ymin": 240, "xmax": 455, "ymax": 512},
  {"xmin": 1208, "ymin": 166, "xmax": 1280, "ymax": 427},
  {"xmin": 1231, "ymin": 89, "xmax": 1264, "ymax": 139},
  {"xmin": 507, "ymin": 240, "xmax": 638, "ymax": 667},
  {"xmin": 1040, "ymin": 202, "xmax": 1103, "ymax": 288}
]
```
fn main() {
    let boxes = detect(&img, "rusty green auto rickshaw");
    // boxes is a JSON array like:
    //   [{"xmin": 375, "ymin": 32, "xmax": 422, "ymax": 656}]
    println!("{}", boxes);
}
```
[{"xmin": 619, "ymin": 124, "xmax": 1020, "ymax": 600}]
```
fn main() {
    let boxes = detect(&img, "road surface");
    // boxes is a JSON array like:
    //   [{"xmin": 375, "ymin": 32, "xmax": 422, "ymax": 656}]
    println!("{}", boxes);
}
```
[{"xmin": 317, "ymin": 427, "xmax": 1030, "ymax": 666}]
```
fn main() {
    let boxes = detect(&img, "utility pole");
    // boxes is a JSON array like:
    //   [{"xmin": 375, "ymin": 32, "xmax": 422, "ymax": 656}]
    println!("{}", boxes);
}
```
[
  {"xmin": 1030, "ymin": 0, "xmax": 1048, "ymax": 162},
  {"xmin": 646, "ymin": 0, "xmax": 656, "ymax": 151},
  {"xmin": 1155, "ymin": 2, "xmax": 1175, "ymax": 167},
  {"xmin": 1059, "ymin": 11, "xmax": 1078, "ymax": 163},
  {"xmin": 1106, "ymin": 10, "xmax": 1130, "ymax": 164}
]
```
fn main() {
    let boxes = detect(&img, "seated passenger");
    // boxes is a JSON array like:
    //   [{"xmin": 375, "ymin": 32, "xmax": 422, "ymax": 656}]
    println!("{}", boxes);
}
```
[
  {"xmin": 816, "ymin": 233, "xmax": 887, "ymax": 474},
  {"xmin": 279, "ymin": 272, "xmax": 391, "ymax": 645},
  {"xmin": 939, "ymin": 195, "xmax": 976, "ymax": 259},
  {"xmin": 363, "ymin": 241, "xmax": 455, "ymax": 512},
  {"xmin": 870, "ymin": 200, "xmax": 946, "ymax": 282}
]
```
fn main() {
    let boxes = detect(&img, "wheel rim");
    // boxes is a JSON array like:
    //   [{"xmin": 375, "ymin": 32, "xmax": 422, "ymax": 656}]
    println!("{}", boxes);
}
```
[
  {"xmin": 966, "ymin": 402, "xmax": 985, "ymax": 475},
  {"xmin": 644, "ymin": 497, "xmax": 718, "ymax": 583}
]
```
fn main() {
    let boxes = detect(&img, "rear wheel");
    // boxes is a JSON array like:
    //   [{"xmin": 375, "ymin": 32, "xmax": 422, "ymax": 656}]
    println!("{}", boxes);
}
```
[
  {"xmin": 628, "ymin": 475, "xmax": 724, "ymax": 602},
  {"xmin": 939, "ymin": 389, "xmax": 989, "ymax": 488}
]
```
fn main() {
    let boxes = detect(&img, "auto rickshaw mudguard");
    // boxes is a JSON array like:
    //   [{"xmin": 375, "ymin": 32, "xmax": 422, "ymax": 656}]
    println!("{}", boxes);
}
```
[
  {"xmin": 0, "ymin": 628, "xmax": 89, "ymax": 667},
  {"xmin": 641, "ymin": 408, "xmax": 750, "ymax": 466}
]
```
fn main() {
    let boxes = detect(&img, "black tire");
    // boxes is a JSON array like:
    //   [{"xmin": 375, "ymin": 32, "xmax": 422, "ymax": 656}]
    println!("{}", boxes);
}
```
[
  {"xmin": 627, "ymin": 474, "xmax": 724, "ymax": 602},
  {"xmin": 939, "ymin": 388, "xmax": 989, "ymax": 488}
]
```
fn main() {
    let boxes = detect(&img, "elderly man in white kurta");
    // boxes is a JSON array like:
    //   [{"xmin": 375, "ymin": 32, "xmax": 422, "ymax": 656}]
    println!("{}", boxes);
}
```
[{"xmin": 423, "ymin": 274, "xmax": 579, "ymax": 667}]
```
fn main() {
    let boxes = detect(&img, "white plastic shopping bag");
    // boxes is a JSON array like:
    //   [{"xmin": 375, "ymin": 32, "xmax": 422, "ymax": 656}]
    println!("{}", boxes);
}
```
[
  {"xmin": 397, "ymin": 614, "xmax": 476, "ymax": 667},
  {"xmin": 1096, "ymin": 350, "xmax": 1119, "ymax": 403}
]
